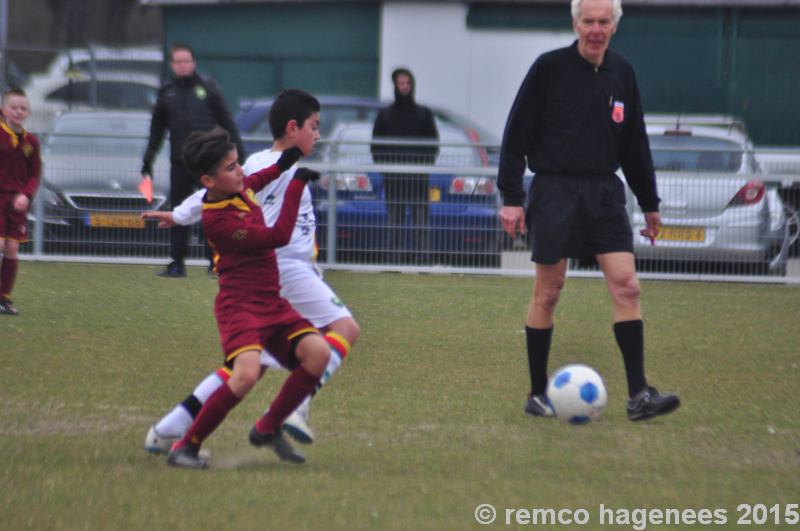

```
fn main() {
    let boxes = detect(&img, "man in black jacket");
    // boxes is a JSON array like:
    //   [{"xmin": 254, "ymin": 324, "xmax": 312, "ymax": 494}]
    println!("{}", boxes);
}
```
[
  {"xmin": 371, "ymin": 68, "xmax": 439, "ymax": 264},
  {"xmin": 141, "ymin": 43, "xmax": 245, "ymax": 277},
  {"xmin": 498, "ymin": 0, "xmax": 679, "ymax": 421}
]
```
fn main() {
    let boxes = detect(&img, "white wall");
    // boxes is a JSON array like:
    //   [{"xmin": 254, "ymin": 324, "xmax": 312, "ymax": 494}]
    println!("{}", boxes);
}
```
[{"xmin": 379, "ymin": 3, "xmax": 574, "ymax": 143}]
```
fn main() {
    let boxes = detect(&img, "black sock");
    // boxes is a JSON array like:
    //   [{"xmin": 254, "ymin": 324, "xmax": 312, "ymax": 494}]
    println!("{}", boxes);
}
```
[
  {"xmin": 181, "ymin": 394, "xmax": 203, "ymax": 419},
  {"xmin": 614, "ymin": 320, "xmax": 648, "ymax": 398},
  {"xmin": 525, "ymin": 326, "xmax": 553, "ymax": 396}
]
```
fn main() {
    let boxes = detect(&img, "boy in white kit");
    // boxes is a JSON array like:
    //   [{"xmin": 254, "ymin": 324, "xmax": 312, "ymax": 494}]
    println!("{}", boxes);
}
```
[{"xmin": 143, "ymin": 89, "xmax": 360, "ymax": 451}]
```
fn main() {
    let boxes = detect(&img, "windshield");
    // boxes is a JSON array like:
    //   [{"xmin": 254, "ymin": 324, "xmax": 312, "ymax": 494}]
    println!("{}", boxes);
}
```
[
  {"xmin": 649, "ymin": 135, "xmax": 743, "ymax": 172},
  {"xmin": 44, "ymin": 116, "xmax": 159, "ymax": 157}
]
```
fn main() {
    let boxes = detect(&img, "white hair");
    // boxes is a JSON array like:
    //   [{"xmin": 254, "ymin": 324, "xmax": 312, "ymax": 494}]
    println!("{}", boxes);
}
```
[{"xmin": 571, "ymin": 0, "xmax": 623, "ymax": 25}]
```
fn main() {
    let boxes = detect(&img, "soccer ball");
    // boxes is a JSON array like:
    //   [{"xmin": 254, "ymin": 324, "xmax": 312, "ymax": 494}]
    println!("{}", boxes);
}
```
[{"xmin": 547, "ymin": 364, "xmax": 608, "ymax": 424}]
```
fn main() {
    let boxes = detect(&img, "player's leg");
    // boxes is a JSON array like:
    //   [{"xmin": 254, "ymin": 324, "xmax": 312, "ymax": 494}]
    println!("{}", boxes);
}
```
[
  {"xmin": 0, "ymin": 238, "xmax": 20, "ymax": 315},
  {"xmin": 277, "ymin": 262, "xmax": 358, "ymax": 442},
  {"xmin": 597, "ymin": 252, "xmax": 680, "ymax": 420},
  {"xmin": 144, "ymin": 368, "xmax": 231, "ymax": 454},
  {"xmin": 168, "ymin": 350, "xmax": 261, "ymax": 469},
  {"xmin": 523, "ymin": 259, "xmax": 568, "ymax": 417},
  {"xmin": 250, "ymin": 332, "xmax": 329, "ymax": 463}
]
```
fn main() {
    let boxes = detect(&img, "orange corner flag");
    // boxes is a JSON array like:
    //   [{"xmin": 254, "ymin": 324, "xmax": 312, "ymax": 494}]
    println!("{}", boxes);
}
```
[{"xmin": 139, "ymin": 177, "xmax": 153, "ymax": 204}]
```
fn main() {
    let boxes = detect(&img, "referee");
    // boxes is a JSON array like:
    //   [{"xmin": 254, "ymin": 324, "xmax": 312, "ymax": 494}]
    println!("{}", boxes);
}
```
[{"xmin": 497, "ymin": 0, "xmax": 680, "ymax": 421}]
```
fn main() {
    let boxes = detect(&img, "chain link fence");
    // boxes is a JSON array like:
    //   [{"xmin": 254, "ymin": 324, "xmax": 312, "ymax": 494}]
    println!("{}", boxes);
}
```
[{"xmin": 18, "ymin": 125, "xmax": 800, "ymax": 283}]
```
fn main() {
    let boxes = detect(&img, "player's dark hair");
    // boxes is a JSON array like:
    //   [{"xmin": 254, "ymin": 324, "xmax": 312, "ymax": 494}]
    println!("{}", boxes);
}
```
[
  {"xmin": 269, "ymin": 89, "xmax": 320, "ymax": 140},
  {"xmin": 182, "ymin": 127, "xmax": 235, "ymax": 182},
  {"xmin": 169, "ymin": 43, "xmax": 195, "ymax": 62},
  {"xmin": 1, "ymin": 87, "xmax": 27, "ymax": 104}
]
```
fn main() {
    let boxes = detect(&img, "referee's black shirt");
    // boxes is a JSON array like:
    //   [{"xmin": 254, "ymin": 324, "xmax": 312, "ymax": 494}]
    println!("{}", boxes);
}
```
[{"xmin": 498, "ymin": 41, "xmax": 659, "ymax": 213}]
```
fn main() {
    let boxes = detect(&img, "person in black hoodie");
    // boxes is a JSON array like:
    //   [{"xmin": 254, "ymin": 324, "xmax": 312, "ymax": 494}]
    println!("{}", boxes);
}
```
[
  {"xmin": 371, "ymin": 68, "xmax": 439, "ymax": 264},
  {"xmin": 141, "ymin": 43, "xmax": 245, "ymax": 278}
]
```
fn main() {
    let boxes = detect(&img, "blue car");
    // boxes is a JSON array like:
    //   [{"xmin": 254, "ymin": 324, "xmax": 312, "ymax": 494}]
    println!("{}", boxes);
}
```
[{"xmin": 312, "ymin": 120, "xmax": 500, "ymax": 267}]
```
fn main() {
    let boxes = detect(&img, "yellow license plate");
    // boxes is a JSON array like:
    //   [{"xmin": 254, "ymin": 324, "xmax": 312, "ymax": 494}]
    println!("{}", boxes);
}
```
[
  {"xmin": 88, "ymin": 213, "xmax": 145, "ymax": 229},
  {"xmin": 656, "ymin": 226, "xmax": 705, "ymax": 242},
  {"xmin": 429, "ymin": 187, "xmax": 441, "ymax": 202}
]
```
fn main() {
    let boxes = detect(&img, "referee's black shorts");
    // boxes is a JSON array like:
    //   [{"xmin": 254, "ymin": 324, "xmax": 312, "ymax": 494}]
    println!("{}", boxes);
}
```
[{"xmin": 527, "ymin": 173, "xmax": 633, "ymax": 265}]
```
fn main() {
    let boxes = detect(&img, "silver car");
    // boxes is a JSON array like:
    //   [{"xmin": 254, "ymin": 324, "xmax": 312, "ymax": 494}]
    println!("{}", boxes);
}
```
[
  {"xmin": 626, "ymin": 115, "xmax": 798, "ymax": 275},
  {"xmin": 33, "ymin": 110, "xmax": 172, "ymax": 255}
]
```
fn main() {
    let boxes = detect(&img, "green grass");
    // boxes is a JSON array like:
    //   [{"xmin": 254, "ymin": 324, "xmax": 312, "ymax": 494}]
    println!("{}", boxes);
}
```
[{"xmin": 1, "ymin": 263, "xmax": 799, "ymax": 530}]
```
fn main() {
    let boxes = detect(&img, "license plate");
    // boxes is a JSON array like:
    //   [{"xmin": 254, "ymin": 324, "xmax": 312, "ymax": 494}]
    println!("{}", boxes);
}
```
[
  {"xmin": 429, "ymin": 187, "xmax": 441, "ymax": 203},
  {"xmin": 87, "ymin": 213, "xmax": 145, "ymax": 229},
  {"xmin": 656, "ymin": 226, "xmax": 705, "ymax": 242}
]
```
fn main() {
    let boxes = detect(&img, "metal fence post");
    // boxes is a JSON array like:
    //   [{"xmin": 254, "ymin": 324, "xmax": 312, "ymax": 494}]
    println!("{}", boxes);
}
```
[{"xmin": 326, "ymin": 139, "xmax": 338, "ymax": 265}]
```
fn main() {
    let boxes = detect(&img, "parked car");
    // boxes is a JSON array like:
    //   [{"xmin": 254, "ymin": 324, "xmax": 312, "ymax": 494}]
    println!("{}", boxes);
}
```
[
  {"xmin": 23, "ymin": 46, "xmax": 164, "ymax": 133},
  {"xmin": 235, "ymin": 95, "xmax": 499, "ymax": 164},
  {"xmin": 312, "ymin": 120, "xmax": 500, "ymax": 267},
  {"xmin": 629, "ymin": 115, "xmax": 797, "ymax": 275},
  {"xmin": 32, "ymin": 110, "xmax": 175, "ymax": 256}
]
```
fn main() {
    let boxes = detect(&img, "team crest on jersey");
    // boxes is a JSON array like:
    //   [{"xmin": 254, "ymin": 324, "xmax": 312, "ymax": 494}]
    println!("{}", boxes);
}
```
[
  {"xmin": 23, "ymin": 143, "xmax": 34, "ymax": 157},
  {"xmin": 232, "ymin": 229, "xmax": 248, "ymax": 240},
  {"xmin": 611, "ymin": 101, "xmax": 625, "ymax": 123},
  {"xmin": 194, "ymin": 85, "xmax": 207, "ymax": 100},
  {"xmin": 245, "ymin": 189, "xmax": 257, "ymax": 203}
]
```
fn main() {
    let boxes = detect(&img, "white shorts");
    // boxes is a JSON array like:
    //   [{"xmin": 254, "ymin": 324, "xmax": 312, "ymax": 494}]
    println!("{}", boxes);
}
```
[{"xmin": 260, "ymin": 258, "xmax": 352, "ymax": 369}]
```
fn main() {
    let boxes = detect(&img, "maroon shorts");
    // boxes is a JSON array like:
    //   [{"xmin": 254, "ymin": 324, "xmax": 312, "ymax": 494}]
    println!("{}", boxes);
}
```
[
  {"xmin": 214, "ymin": 289, "xmax": 318, "ymax": 369},
  {"xmin": 0, "ymin": 193, "xmax": 30, "ymax": 242}
]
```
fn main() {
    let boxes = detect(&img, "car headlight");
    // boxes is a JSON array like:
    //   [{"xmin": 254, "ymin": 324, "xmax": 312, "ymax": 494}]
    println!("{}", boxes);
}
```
[{"xmin": 41, "ymin": 187, "xmax": 65, "ymax": 208}]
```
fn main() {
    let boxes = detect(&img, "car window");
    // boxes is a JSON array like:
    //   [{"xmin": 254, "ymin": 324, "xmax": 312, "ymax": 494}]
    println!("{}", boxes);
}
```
[
  {"xmin": 45, "ymin": 81, "xmax": 157, "ymax": 110},
  {"xmin": 45, "ymin": 115, "xmax": 159, "ymax": 157},
  {"xmin": 649, "ymin": 135, "xmax": 743, "ymax": 172}
]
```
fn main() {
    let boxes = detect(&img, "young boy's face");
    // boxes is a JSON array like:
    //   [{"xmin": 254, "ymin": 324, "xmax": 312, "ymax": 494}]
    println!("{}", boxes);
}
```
[
  {"xmin": 293, "ymin": 111, "xmax": 321, "ymax": 156},
  {"xmin": 2, "ymin": 95, "xmax": 31, "ymax": 129},
  {"xmin": 204, "ymin": 149, "xmax": 243, "ymax": 195}
]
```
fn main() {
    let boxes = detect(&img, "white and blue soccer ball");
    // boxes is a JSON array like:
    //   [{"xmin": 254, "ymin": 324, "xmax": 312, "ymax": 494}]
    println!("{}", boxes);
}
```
[{"xmin": 546, "ymin": 364, "xmax": 608, "ymax": 424}]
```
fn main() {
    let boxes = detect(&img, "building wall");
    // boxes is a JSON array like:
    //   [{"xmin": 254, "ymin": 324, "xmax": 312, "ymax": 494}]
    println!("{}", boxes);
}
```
[
  {"xmin": 163, "ymin": 2, "xmax": 379, "ymax": 111},
  {"xmin": 154, "ymin": 1, "xmax": 799, "ymax": 145},
  {"xmin": 380, "ymin": 2, "xmax": 573, "ymax": 143}
]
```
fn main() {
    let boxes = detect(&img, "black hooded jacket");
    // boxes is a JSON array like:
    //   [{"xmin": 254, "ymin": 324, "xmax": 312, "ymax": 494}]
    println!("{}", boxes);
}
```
[
  {"xmin": 371, "ymin": 69, "xmax": 439, "ymax": 167},
  {"xmin": 141, "ymin": 71, "xmax": 245, "ymax": 175}
]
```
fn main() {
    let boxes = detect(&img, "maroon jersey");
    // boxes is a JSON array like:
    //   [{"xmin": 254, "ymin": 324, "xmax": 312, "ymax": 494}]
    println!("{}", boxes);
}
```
[
  {"xmin": 0, "ymin": 122, "xmax": 41, "ymax": 198},
  {"xmin": 201, "ymin": 162, "xmax": 312, "ymax": 364},
  {"xmin": 201, "ymin": 162, "xmax": 305, "ymax": 293}
]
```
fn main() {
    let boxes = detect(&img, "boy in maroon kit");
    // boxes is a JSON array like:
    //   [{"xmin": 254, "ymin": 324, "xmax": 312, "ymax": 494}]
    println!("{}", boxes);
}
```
[
  {"xmin": 0, "ymin": 88, "xmax": 41, "ymax": 316},
  {"xmin": 167, "ymin": 127, "xmax": 329, "ymax": 469}
]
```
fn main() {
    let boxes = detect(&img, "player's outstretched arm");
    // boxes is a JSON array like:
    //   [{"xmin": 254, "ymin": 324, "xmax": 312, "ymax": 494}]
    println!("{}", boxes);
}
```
[{"xmin": 141, "ymin": 210, "xmax": 176, "ymax": 229}]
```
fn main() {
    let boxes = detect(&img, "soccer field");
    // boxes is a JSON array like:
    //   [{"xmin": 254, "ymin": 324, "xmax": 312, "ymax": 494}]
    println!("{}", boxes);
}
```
[{"xmin": 1, "ymin": 263, "xmax": 798, "ymax": 530}]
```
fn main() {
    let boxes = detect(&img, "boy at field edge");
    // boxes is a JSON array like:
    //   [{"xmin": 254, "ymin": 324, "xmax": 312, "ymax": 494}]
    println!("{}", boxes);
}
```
[
  {"xmin": 142, "ymin": 89, "xmax": 356, "ymax": 451},
  {"xmin": 165, "ymin": 127, "xmax": 328, "ymax": 469},
  {"xmin": 0, "ymin": 88, "xmax": 41, "ymax": 316}
]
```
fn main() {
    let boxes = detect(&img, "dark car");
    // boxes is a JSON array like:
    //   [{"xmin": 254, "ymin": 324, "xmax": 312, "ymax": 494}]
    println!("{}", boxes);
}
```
[
  {"xmin": 31, "ymin": 110, "xmax": 180, "ymax": 256},
  {"xmin": 313, "ymin": 120, "xmax": 500, "ymax": 267}
]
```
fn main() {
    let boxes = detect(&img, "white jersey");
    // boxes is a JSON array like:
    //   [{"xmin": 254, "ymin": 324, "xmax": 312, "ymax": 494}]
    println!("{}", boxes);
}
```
[{"xmin": 172, "ymin": 148, "xmax": 317, "ymax": 262}]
